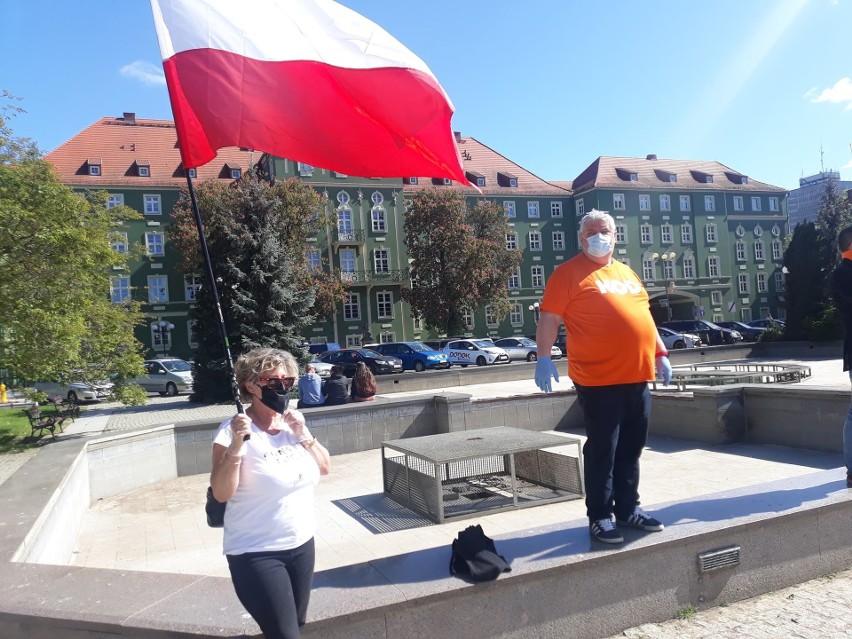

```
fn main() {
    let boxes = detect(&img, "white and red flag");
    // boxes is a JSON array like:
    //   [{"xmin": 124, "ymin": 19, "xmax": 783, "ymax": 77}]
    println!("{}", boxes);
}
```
[{"xmin": 150, "ymin": 0, "xmax": 468, "ymax": 182}]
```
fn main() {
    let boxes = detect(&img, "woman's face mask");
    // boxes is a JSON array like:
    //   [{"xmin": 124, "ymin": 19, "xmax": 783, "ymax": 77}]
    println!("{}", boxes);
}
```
[
  {"xmin": 256, "ymin": 375, "xmax": 294, "ymax": 414},
  {"xmin": 585, "ymin": 232, "xmax": 613, "ymax": 257}
]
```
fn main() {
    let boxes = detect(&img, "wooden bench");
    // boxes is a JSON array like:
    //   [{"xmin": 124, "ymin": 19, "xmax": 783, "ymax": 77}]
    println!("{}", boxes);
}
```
[
  {"xmin": 22, "ymin": 406, "xmax": 63, "ymax": 440},
  {"xmin": 49, "ymin": 395, "xmax": 79, "ymax": 423}
]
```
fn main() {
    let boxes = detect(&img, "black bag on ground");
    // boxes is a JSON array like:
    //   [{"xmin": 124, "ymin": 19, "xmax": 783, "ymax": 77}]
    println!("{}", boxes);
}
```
[
  {"xmin": 205, "ymin": 486, "xmax": 226, "ymax": 528},
  {"xmin": 449, "ymin": 524, "xmax": 511, "ymax": 582}
]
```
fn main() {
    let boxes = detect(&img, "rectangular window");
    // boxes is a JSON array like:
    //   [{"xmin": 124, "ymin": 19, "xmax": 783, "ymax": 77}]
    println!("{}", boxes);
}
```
[
  {"xmin": 506, "ymin": 232, "xmax": 517, "ymax": 250},
  {"xmin": 531, "ymin": 265, "xmax": 544, "ymax": 288},
  {"xmin": 343, "ymin": 293, "xmax": 360, "ymax": 320},
  {"xmin": 504, "ymin": 201, "xmax": 516, "ymax": 218},
  {"xmin": 380, "ymin": 331, "xmax": 395, "ymax": 344},
  {"xmin": 307, "ymin": 249, "xmax": 321, "ymax": 271},
  {"xmin": 143, "ymin": 194, "xmax": 161, "ymax": 215},
  {"xmin": 775, "ymin": 271, "xmax": 785, "ymax": 291},
  {"xmin": 377, "ymin": 291, "xmax": 393, "ymax": 319},
  {"xmin": 756, "ymin": 273, "xmax": 767, "ymax": 293},
  {"xmin": 615, "ymin": 224, "xmax": 627, "ymax": 244},
  {"xmin": 510, "ymin": 304, "xmax": 523, "ymax": 326},
  {"xmin": 661, "ymin": 224, "xmax": 673, "ymax": 244},
  {"xmin": 371, "ymin": 208, "xmax": 386, "ymax": 232},
  {"xmin": 507, "ymin": 267, "xmax": 520, "ymax": 289},
  {"xmin": 679, "ymin": 195, "xmax": 690, "ymax": 211},
  {"xmin": 184, "ymin": 274, "xmax": 202, "ymax": 301},
  {"xmin": 771, "ymin": 240, "xmax": 782, "ymax": 260},
  {"xmin": 733, "ymin": 196, "xmax": 744, "ymax": 211},
  {"xmin": 485, "ymin": 306, "xmax": 498, "ymax": 327},
  {"xmin": 659, "ymin": 194, "xmax": 671, "ymax": 211},
  {"xmin": 111, "ymin": 232, "xmax": 128, "ymax": 253},
  {"xmin": 462, "ymin": 308, "xmax": 473, "ymax": 328},
  {"xmin": 683, "ymin": 256, "xmax": 696, "ymax": 278},
  {"xmin": 711, "ymin": 290, "xmax": 722, "ymax": 306},
  {"xmin": 297, "ymin": 162, "xmax": 313, "ymax": 176},
  {"xmin": 552, "ymin": 231, "xmax": 565, "ymax": 250},
  {"xmin": 740, "ymin": 308, "xmax": 753, "ymax": 322},
  {"xmin": 107, "ymin": 194, "xmax": 124, "ymax": 209},
  {"xmin": 188, "ymin": 320, "xmax": 199, "ymax": 349},
  {"xmin": 139, "ymin": 166, "xmax": 150, "ymax": 177},
  {"xmin": 681, "ymin": 224, "xmax": 693, "ymax": 244},
  {"xmin": 374, "ymin": 249, "xmax": 390, "ymax": 273},
  {"xmin": 529, "ymin": 231, "xmax": 542, "ymax": 251},
  {"xmin": 640, "ymin": 224, "xmax": 653, "ymax": 244},
  {"xmin": 708, "ymin": 256, "xmax": 720, "ymax": 277},
  {"xmin": 639, "ymin": 194, "xmax": 651, "ymax": 211},
  {"xmin": 576, "ymin": 199, "xmax": 585, "ymax": 216},
  {"xmin": 147, "ymin": 275, "xmax": 169, "ymax": 303},
  {"xmin": 713, "ymin": 313, "xmax": 724, "ymax": 323},
  {"xmin": 663, "ymin": 258, "xmax": 675, "ymax": 280},
  {"xmin": 346, "ymin": 335, "xmax": 361, "ymax": 348},
  {"xmin": 736, "ymin": 241, "xmax": 746, "ymax": 261},
  {"xmin": 738, "ymin": 273, "xmax": 750, "ymax": 294},
  {"xmin": 550, "ymin": 201, "xmax": 563, "ymax": 218},
  {"xmin": 110, "ymin": 276, "xmax": 130, "ymax": 303},
  {"xmin": 146, "ymin": 232, "xmax": 165, "ymax": 256},
  {"xmin": 751, "ymin": 196, "xmax": 761, "ymax": 211},
  {"xmin": 754, "ymin": 241, "xmax": 765, "ymax": 261},
  {"xmin": 613, "ymin": 193, "xmax": 625, "ymax": 210},
  {"xmin": 527, "ymin": 201, "xmax": 540, "ymax": 218},
  {"xmin": 642, "ymin": 258, "xmax": 654, "ymax": 280},
  {"xmin": 705, "ymin": 223, "xmax": 717, "ymax": 243},
  {"xmin": 151, "ymin": 323, "xmax": 171, "ymax": 351},
  {"xmin": 769, "ymin": 197, "xmax": 779, "ymax": 212},
  {"xmin": 704, "ymin": 195, "xmax": 715, "ymax": 212}
]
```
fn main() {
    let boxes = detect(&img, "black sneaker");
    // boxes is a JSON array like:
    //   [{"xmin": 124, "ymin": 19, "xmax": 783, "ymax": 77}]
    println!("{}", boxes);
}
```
[
  {"xmin": 616, "ymin": 507, "xmax": 664, "ymax": 532},
  {"xmin": 590, "ymin": 518, "xmax": 624, "ymax": 544}
]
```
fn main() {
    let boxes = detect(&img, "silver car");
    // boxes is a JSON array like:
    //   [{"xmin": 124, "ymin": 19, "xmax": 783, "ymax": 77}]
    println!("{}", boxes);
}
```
[
  {"xmin": 657, "ymin": 327, "xmax": 701, "ymax": 349},
  {"xmin": 133, "ymin": 359, "xmax": 194, "ymax": 396},
  {"xmin": 493, "ymin": 337, "xmax": 562, "ymax": 362}
]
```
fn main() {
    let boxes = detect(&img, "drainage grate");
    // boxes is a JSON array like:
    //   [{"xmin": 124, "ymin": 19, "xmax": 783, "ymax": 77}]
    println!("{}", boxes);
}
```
[{"xmin": 697, "ymin": 545, "xmax": 741, "ymax": 573}]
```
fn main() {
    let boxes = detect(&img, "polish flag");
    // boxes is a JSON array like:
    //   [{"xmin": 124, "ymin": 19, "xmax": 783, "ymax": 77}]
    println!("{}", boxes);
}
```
[{"xmin": 150, "ymin": 0, "xmax": 468, "ymax": 183}]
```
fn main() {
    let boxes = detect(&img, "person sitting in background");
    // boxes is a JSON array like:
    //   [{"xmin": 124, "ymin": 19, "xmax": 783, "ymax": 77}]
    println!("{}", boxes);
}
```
[
  {"xmin": 350, "ymin": 362, "xmax": 377, "ymax": 402},
  {"xmin": 297, "ymin": 364, "xmax": 325, "ymax": 409},
  {"xmin": 322, "ymin": 365, "xmax": 349, "ymax": 406}
]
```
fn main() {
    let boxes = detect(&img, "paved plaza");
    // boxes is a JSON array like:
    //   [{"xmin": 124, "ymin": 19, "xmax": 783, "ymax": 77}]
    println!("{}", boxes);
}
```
[{"xmin": 3, "ymin": 355, "xmax": 851, "ymax": 638}]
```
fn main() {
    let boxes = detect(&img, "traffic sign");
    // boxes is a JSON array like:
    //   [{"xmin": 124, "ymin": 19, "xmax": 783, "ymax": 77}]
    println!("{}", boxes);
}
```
[
  {"xmin": 728, "ymin": 301, "xmax": 736, "ymax": 313},
  {"xmin": 699, "ymin": 308, "xmax": 705, "ymax": 317},
  {"xmin": 699, "ymin": 305, "xmax": 705, "ymax": 312}
]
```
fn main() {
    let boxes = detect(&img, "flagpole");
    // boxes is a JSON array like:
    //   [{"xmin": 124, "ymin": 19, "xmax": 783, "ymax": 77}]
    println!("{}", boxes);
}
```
[{"xmin": 185, "ymin": 173, "xmax": 245, "ymax": 417}]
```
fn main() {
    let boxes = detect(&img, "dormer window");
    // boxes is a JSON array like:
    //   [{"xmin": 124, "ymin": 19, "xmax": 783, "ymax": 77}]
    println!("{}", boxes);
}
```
[
  {"xmin": 465, "ymin": 170, "xmax": 485, "ymax": 187},
  {"xmin": 497, "ymin": 172, "xmax": 518, "ymax": 188},
  {"xmin": 432, "ymin": 177, "xmax": 452, "ymax": 186},
  {"xmin": 333, "ymin": 171, "xmax": 347, "ymax": 178},
  {"xmin": 615, "ymin": 168, "xmax": 638, "ymax": 182},
  {"xmin": 135, "ymin": 160, "xmax": 150, "ymax": 177},
  {"xmin": 654, "ymin": 169, "xmax": 677, "ymax": 183},
  {"xmin": 87, "ymin": 158, "xmax": 102, "ymax": 176},
  {"xmin": 297, "ymin": 162, "xmax": 313, "ymax": 176},
  {"xmin": 187, "ymin": 168, "xmax": 196, "ymax": 178},
  {"xmin": 725, "ymin": 172, "xmax": 749, "ymax": 185},
  {"xmin": 691, "ymin": 170, "xmax": 713, "ymax": 183},
  {"xmin": 230, "ymin": 168, "xmax": 241, "ymax": 179},
  {"xmin": 406, "ymin": 177, "xmax": 418, "ymax": 185}
]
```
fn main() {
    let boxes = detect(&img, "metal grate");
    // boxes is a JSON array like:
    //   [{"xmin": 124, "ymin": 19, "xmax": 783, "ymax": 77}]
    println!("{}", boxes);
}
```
[{"xmin": 697, "ymin": 545, "xmax": 741, "ymax": 573}]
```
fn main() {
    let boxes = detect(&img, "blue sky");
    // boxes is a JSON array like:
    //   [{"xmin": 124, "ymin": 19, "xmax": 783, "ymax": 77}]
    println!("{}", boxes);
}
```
[{"xmin": 1, "ymin": 0, "xmax": 850, "ymax": 190}]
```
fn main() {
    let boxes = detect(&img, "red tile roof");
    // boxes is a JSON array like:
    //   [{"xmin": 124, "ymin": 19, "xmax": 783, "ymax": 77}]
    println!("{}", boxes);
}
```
[
  {"xmin": 571, "ymin": 156, "xmax": 786, "ymax": 194},
  {"xmin": 45, "ymin": 114, "xmax": 257, "ymax": 187},
  {"xmin": 401, "ymin": 135, "xmax": 572, "ymax": 196}
]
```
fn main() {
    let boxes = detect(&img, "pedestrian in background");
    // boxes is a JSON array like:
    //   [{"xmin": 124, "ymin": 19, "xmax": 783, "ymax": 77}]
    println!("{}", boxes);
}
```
[
  {"xmin": 322, "ymin": 365, "xmax": 349, "ymax": 406},
  {"xmin": 350, "ymin": 361, "xmax": 377, "ymax": 402},
  {"xmin": 297, "ymin": 364, "xmax": 325, "ymax": 409},
  {"xmin": 534, "ymin": 209, "xmax": 672, "ymax": 544},
  {"xmin": 829, "ymin": 225, "xmax": 852, "ymax": 488}
]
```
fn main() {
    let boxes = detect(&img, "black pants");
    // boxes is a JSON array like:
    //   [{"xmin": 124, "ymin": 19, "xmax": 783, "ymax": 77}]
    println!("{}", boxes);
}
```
[
  {"xmin": 573, "ymin": 382, "xmax": 651, "ymax": 522},
  {"xmin": 226, "ymin": 538, "xmax": 315, "ymax": 639}
]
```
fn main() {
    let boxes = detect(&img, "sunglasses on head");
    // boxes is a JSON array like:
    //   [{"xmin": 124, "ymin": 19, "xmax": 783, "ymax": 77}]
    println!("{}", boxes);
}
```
[{"xmin": 258, "ymin": 376, "xmax": 296, "ymax": 392}]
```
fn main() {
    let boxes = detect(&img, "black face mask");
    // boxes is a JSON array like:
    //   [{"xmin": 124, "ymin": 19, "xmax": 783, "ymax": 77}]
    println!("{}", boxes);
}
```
[{"xmin": 259, "ymin": 385, "xmax": 290, "ymax": 414}]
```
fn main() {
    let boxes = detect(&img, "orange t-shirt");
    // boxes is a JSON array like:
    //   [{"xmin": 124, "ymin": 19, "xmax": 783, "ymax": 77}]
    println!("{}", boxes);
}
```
[{"xmin": 540, "ymin": 254, "xmax": 657, "ymax": 386}]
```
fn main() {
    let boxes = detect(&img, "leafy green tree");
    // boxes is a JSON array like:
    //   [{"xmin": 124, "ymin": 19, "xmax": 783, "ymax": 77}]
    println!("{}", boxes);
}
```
[
  {"xmin": 170, "ymin": 170, "xmax": 346, "ymax": 403},
  {"xmin": 0, "ymin": 98, "xmax": 145, "ymax": 388},
  {"xmin": 401, "ymin": 190, "xmax": 523, "ymax": 336}
]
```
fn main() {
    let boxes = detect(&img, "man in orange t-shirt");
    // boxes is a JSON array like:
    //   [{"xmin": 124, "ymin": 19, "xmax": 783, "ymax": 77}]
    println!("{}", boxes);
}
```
[{"xmin": 535, "ymin": 210, "xmax": 672, "ymax": 544}]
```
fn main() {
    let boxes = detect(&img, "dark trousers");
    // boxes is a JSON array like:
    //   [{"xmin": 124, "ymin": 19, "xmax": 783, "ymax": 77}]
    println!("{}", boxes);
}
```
[
  {"xmin": 227, "ymin": 538, "xmax": 315, "ymax": 639},
  {"xmin": 573, "ymin": 382, "xmax": 651, "ymax": 522}
]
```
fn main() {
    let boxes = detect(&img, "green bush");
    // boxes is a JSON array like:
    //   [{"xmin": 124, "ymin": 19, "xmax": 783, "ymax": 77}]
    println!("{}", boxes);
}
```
[
  {"xmin": 111, "ymin": 383, "xmax": 148, "ymax": 406},
  {"xmin": 758, "ymin": 327, "xmax": 784, "ymax": 342},
  {"xmin": 19, "ymin": 387, "xmax": 48, "ymax": 404}
]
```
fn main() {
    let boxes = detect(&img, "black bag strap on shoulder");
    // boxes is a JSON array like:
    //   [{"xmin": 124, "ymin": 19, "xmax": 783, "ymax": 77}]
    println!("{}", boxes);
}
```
[{"xmin": 449, "ymin": 524, "xmax": 511, "ymax": 582}]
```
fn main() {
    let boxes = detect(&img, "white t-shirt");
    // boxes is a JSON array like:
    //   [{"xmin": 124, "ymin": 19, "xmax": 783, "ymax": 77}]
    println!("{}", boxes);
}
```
[{"xmin": 214, "ymin": 418, "xmax": 320, "ymax": 556}]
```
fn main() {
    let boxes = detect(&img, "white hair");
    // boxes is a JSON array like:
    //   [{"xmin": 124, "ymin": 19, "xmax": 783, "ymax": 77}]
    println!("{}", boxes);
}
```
[{"xmin": 579, "ymin": 210, "xmax": 615, "ymax": 234}]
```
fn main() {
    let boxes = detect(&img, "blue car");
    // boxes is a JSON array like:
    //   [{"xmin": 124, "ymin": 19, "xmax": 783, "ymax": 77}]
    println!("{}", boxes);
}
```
[{"xmin": 373, "ymin": 341, "xmax": 450, "ymax": 372}]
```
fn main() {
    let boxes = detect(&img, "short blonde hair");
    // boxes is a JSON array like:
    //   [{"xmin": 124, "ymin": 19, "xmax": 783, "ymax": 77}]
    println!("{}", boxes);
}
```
[
  {"xmin": 579, "ymin": 210, "xmax": 615, "ymax": 235},
  {"xmin": 234, "ymin": 348, "xmax": 298, "ymax": 402}
]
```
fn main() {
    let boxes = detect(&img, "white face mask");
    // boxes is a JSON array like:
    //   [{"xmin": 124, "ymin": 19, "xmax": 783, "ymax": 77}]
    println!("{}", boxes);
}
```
[{"xmin": 585, "ymin": 232, "xmax": 613, "ymax": 257}]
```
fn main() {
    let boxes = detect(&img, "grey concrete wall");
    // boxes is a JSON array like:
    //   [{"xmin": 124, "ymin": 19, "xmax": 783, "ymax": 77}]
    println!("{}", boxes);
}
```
[{"xmin": 87, "ymin": 428, "xmax": 177, "ymax": 501}]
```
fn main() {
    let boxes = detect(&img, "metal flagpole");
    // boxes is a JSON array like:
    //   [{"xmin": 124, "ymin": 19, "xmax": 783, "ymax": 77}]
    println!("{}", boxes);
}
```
[{"xmin": 185, "ymin": 173, "xmax": 245, "ymax": 416}]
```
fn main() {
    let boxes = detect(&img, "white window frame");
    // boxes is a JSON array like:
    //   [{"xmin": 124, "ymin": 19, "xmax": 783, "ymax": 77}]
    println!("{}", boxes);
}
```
[
  {"xmin": 507, "ymin": 267, "xmax": 521, "ymax": 289},
  {"xmin": 147, "ymin": 275, "xmax": 169, "ymax": 303},
  {"xmin": 371, "ymin": 206, "xmax": 386, "ymax": 232},
  {"xmin": 613, "ymin": 193, "xmax": 625, "ymax": 211},
  {"xmin": 376, "ymin": 291, "xmax": 393, "ymax": 319},
  {"xmin": 146, "ymin": 232, "xmax": 165, "ymax": 256},
  {"xmin": 751, "ymin": 196, "xmax": 762, "ymax": 212},
  {"xmin": 733, "ymin": 196, "xmax": 744, "ymax": 211},
  {"xmin": 615, "ymin": 224, "xmax": 627, "ymax": 244},
  {"xmin": 679, "ymin": 195, "xmax": 690, "ymax": 211},
  {"xmin": 683, "ymin": 255, "xmax": 696, "ymax": 279},
  {"xmin": 754, "ymin": 240, "xmax": 765, "ymax": 261},
  {"xmin": 527, "ymin": 201, "xmax": 540, "ymax": 218},
  {"xmin": 642, "ymin": 258, "xmax": 654, "ymax": 281},
  {"xmin": 504, "ymin": 201, "xmax": 516, "ymax": 218},
  {"xmin": 230, "ymin": 168, "xmax": 241, "ymax": 180},
  {"xmin": 373, "ymin": 248, "xmax": 390, "ymax": 273},
  {"xmin": 735, "ymin": 240, "xmax": 746, "ymax": 261},
  {"xmin": 659, "ymin": 194, "xmax": 671, "ymax": 211},
  {"xmin": 639, "ymin": 194, "xmax": 651, "ymax": 211},
  {"xmin": 106, "ymin": 193, "xmax": 124, "ymax": 209},
  {"xmin": 681, "ymin": 223, "xmax": 693, "ymax": 244},
  {"xmin": 462, "ymin": 308, "xmax": 473, "ymax": 328},
  {"xmin": 506, "ymin": 232, "xmax": 517, "ymax": 250},
  {"xmin": 576, "ymin": 198, "xmax": 585, "ymax": 216},
  {"xmin": 138, "ymin": 166, "xmax": 150, "ymax": 177},
  {"xmin": 740, "ymin": 308, "xmax": 753, "ymax": 322},
  {"xmin": 151, "ymin": 323, "xmax": 172, "ymax": 351},
  {"xmin": 711, "ymin": 291, "xmax": 722, "ymax": 306},
  {"xmin": 529, "ymin": 231, "xmax": 542, "ymax": 251},
  {"xmin": 738, "ymin": 273, "xmax": 750, "ymax": 294},
  {"xmin": 339, "ymin": 248, "xmax": 356, "ymax": 278},
  {"xmin": 111, "ymin": 232, "xmax": 128, "ymax": 253},
  {"xmin": 89, "ymin": 164, "xmax": 101, "ymax": 176},
  {"xmin": 769, "ymin": 197, "xmax": 779, "ymax": 212},
  {"xmin": 531, "ymin": 265, "xmax": 544, "ymax": 288},
  {"xmin": 640, "ymin": 223, "xmax": 653, "ymax": 244},
  {"xmin": 307, "ymin": 249, "xmax": 321, "ymax": 271},
  {"xmin": 379, "ymin": 331, "xmax": 395, "ymax": 344},
  {"xmin": 510, "ymin": 304, "xmax": 523, "ymax": 326},
  {"xmin": 756, "ymin": 272, "xmax": 767, "ymax": 293},
  {"xmin": 660, "ymin": 223, "xmax": 673, "ymax": 245},
  {"xmin": 345, "ymin": 335, "xmax": 361, "ymax": 348},
  {"xmin": 771, "ymin": 239, "xmax": 782, "ymax": 261},
  {"xmin": 552, "ymin": 231, "xmax": 565, "ymax": 250},
  {"xmin": 705, "ymin": 223, "xmax": 717, "ymax": 243},
  {"xmin": 110, "ymin": 276, "xmax": 130, "ymax": 303},
  {"xmin": 343, "ymin": 293, "xmax": 361, "ymax": 321},
  {"xmin": 708, "ymin": 256, "xmax": 720, "ymax": 277},
  {"xmin": 143, "ymin": 194, "xmax": 161, "ymax": 215},
  {"xmin": 485, "ymin": 305, "xmax": 498, "ymax": 327},
  {"xmin": 663, "ymin": 258, "xmax": 675, "ymax": 280},
  {"xmin": 550, "ymin": 201, "xmax": 563, "ymax": 218},
  {"xmin": 775, "ymin": 271, "xmax": 785, "ymax": 292},
  {"xmin": 704, "ymin": 195, "xmax": 715, "ymax": 212},
  {"xmin": 184, "ymin": 274, "xmax": 202, "ymax": 301}
]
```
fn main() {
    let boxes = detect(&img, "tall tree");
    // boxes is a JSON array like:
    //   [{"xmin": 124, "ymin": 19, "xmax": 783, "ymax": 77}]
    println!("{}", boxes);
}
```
[
  {"xmin": 170, "ymin": 170, "xmax": 346, "ymax": 402},
  {"xmin": 401, "ymin": 190, "xmax": 523, "ymax": 336},
  {"xmin": 0, "ymin": 98, "xmax": 145, "ymax": 386}
]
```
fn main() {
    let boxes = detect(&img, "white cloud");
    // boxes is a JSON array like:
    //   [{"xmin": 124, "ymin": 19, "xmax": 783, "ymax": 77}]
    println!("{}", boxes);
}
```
[
  {"xmin": 120, "ymin": 61, "xmax": 166, "ymax": 87},
  {"xmin": 809, "ymin": 77, "xmax": 852, "ymax": 110},
  {"xmin": 843, "ymin": 159, "xmax": 852, "ymax": 170}
]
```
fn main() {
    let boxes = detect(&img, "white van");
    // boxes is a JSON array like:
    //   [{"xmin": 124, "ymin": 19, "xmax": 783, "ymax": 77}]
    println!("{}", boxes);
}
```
[{"xmin": 443, "ymin": 339, "xmax": 510, "ymax": 367}]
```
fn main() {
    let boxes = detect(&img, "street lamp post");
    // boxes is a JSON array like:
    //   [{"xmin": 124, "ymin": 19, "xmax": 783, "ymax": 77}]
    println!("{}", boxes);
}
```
[
  {"xmin": 528, "ymin": 301, "xmax": 540, "ymax": 324},
  {"xmin": 652, "ymin": 251, "xmax": 677, "ymax": 321},
  {"xmin": 151, "ymin": 319, "xmax": 175, "ymax": 355}
]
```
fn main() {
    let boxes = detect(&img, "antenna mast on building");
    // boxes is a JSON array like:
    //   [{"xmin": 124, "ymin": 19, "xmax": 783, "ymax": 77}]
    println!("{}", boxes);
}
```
[{"xmin": 820, "ymin": 143, "xmax": 825, "ymax": 173}]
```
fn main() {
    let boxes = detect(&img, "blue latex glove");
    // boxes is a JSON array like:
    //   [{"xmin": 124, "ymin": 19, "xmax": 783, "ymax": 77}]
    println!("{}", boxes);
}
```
[
  {"xmin": 535, "ymin": 356, "xmax": 559, "ymax": 393},
  {"xmin": 656, "ymin": 355, "xmax": 672, "ymax": 386}
]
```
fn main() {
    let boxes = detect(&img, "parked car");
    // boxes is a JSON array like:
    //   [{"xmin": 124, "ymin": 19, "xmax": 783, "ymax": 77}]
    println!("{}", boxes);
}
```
[
  {"xmin": 35, "ymin": 379, "xmax": 113, "ymax": 403},
  {"xmin": 309, "ymin": 358, "xmax": 334, "ymax": 379},
  {"xmin": 493, "ymin": 337, "xmax": 561, "ymax": 362},
  {"xmin": 443, "ymin": 339, "xmax": 510, "ymax": 367},
  {"xmin": 716, "ymin": 321, "xmax": 766, "ymax": 342},
  {"xmin": 661, "ymin": 320, "xmax": 743, "ymax": 345},
  {"xmin": 372, "ymin": 342, "xmax": 450, "ymax": 372},
  {"xmin": 315, "ymin": 348, "xmax": 404, "ymax": 376},
  {"xmin": 657, "ymin": 326, "xmax": 702, "ymax": 350},
  {"xmin": 305, "ymin": 342, "xmax": 341, "ymax": 355},
  {"xmin": 746, "ymin": 318, "xmax": 785, "ymax": 330},
  {"xmin": 132, "ymin": 358, "xmax": 194, "ymax": 396}
]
